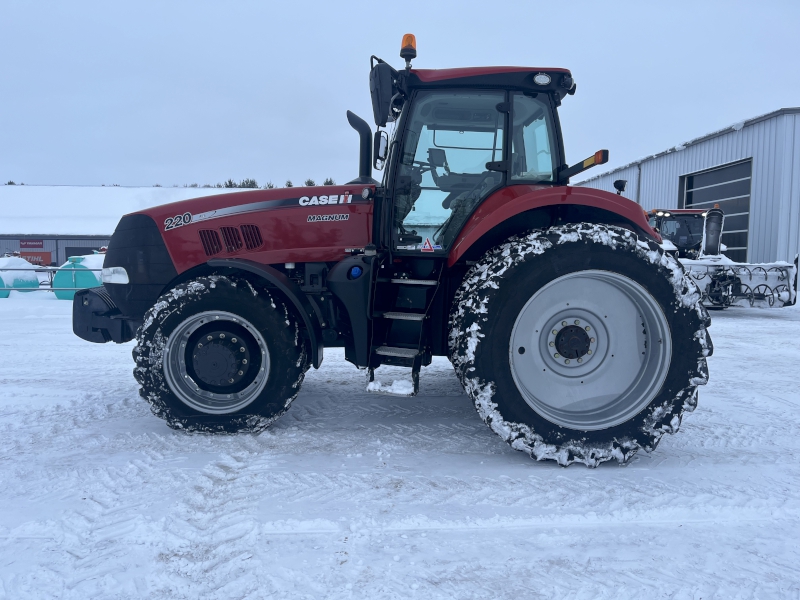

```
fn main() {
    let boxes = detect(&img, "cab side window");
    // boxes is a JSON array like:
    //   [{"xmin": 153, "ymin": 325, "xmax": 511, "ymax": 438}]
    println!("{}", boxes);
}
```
[{"xmin": 510, "ymin": 93, "xmax": 556, "ymax": 183}]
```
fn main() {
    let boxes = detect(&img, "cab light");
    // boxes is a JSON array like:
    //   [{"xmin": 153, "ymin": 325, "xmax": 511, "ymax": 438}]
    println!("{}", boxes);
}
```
[
  {"xmin": 656, "ymin": 211, "xmax": 664, "ymax": 217},
  {"xmin": 400, "ymin": 34, "xmax": 417, "ymax": 61},
  {"xmin": 101, "ymin": 266, "xmax": 129, "ymax": 284},
  {"xmin": 581, "ymin": 150, "xmax": 609, "ymax": 169},
  {"xmin": 533, "ymin": 73, "xmax": 551, "ymax": 85}
]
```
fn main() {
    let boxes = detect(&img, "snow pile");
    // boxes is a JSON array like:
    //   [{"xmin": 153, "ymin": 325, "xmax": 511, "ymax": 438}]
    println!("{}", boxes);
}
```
[
  {"xmin": 0, "ymin": 256, "xmax": 38, "ymax": 286},
  {"xmin": 366, "ymin": 377, "xmax": 415, "ymax": 396},
  {"xmin": 0, "ymin": 256, "xmax": 38, "ymax": 297},
  {"xmin": 62, "ymin": 252, "xmax": 106, "ymax": 271}
]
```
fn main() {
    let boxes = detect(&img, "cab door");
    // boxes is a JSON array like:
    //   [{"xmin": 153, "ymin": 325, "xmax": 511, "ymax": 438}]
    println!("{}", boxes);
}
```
[{"xmin": 390, "ymin": 89, "xmax": 507, "ymax": 254}]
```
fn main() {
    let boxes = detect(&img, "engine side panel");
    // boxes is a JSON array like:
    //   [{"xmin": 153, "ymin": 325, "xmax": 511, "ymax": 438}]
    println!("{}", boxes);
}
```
[
  {"xmin": 447, "ymin": 185, "xmax": 659, "ymax": 266},
  {"xmin": 137, "ymin": 186, "xmax": 374, "ymax": 274}
]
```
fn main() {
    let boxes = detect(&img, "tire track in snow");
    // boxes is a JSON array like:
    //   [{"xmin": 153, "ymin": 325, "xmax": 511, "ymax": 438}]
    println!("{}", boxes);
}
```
[{"xmin": 154, "ymin": 452, "xmax": 265, "ymax": 599}]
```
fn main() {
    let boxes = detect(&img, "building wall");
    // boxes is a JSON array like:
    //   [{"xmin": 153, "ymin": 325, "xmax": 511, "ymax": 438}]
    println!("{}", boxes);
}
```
[
  {"xmin": 0, "ymin": 236, "xmax": 110, "ymax": 265},
  {"xmin": 577, "ymin": 111, "xmax": 800, "ymax": 264}
]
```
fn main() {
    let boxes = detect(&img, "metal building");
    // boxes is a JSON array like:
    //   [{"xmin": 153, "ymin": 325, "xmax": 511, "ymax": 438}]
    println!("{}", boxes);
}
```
[
  {"xmin": 577, "ymin": 108, "xmax": 800, "ymax": 264},
  {"xmin": 0, "ymin": 235, "xmax": 110, "ymax": 266}
]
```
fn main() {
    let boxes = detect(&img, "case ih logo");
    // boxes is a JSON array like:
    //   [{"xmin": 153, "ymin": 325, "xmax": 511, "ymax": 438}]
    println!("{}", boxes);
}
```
[
  {"xmin": 299, "ymin": 193, "xmax": 351, "ymax": 206},
  {"xmin": 307, "ymin": 214, "xmax": 350, "ymax": 223}
]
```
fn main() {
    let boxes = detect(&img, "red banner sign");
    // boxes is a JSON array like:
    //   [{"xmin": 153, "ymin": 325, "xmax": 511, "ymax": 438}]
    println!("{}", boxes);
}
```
[
  {"xmin": 20, "ymin": 251, "xmax": 51, "ymax": 265},
  {"xmin": 19, "ymin": 240, "xmax": 44, "ymax": 249}
]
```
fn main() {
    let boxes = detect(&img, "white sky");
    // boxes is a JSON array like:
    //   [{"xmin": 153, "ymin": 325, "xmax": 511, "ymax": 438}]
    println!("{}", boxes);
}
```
[{"xmin": 2, "ymin": 0, "xmax": 798, "ymax": 188}]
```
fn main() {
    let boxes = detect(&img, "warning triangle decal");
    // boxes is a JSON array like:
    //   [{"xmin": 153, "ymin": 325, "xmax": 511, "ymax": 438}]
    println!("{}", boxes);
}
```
[{"xmin": 421, "ymin": 238, "xmax": 435, "ymax": 252}]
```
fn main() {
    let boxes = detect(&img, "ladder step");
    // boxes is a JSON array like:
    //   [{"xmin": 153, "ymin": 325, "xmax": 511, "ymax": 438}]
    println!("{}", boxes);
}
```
[
  {"xmin": 389, "ymin": 278, "xmax": 437, "ymax": 286},
  {"xmin": 378, "ymin": 311, "xmax": 425, "ymax": 321},
  {"xmin": 375, "ymin": 346, "xmax": 420, "ymax": 358}
]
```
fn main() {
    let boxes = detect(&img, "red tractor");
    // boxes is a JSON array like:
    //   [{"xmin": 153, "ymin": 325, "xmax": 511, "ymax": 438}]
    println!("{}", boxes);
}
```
[{"xmin": 73, "ymin": 35, "xmax": 712, "ymax": 466}]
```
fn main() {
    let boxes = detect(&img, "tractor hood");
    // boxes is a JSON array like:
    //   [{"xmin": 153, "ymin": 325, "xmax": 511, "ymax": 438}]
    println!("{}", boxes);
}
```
[{"xmin": 129, "ymin": 184, "xmax": 375, "ymax": 274}]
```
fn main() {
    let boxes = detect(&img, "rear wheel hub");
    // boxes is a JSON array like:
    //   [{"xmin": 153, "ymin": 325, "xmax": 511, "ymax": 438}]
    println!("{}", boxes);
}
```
[{"xmin": 554, "ymin": 325, "xmax": 591, "ymax": 359}]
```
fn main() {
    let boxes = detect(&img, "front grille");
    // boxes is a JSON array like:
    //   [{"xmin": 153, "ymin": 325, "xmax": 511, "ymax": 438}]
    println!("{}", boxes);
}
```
[
  {"xmin": 220, "ymin": 227, "xmax": 243, "ymax": 253},
  {"xmin": 240, "ymin": 224, "xmax": 264, "ymax": 250},
  {"xmin": 199, "ymin": 230, "xmax": 222, "ymax": 256}
]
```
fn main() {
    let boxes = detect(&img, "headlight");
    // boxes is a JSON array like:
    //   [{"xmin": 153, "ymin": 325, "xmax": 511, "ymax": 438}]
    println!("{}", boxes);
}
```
[{"xmin": 101, "ymin": 266, "xmax": 129, "ymax": 284}]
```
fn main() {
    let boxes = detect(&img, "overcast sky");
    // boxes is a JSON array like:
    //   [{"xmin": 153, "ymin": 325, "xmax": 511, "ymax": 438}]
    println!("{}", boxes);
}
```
[{"xmin": 2, "ymin": 0, "xmax": 798, "ymax": 188}]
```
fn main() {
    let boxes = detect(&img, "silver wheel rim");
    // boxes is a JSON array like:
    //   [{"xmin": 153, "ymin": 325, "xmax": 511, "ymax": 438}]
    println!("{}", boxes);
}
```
[
  {"xmin": 162, "ymin": 310, "xmax": 271, "ymax": 414},
  {"xmin": 509, "ymin": 270, "xmax": 671, "ymax": 431}
]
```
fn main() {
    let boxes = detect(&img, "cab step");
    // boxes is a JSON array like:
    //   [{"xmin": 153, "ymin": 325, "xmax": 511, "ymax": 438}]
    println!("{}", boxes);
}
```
[
  {"xmin": 377, "ymin": 278, "xmax": 438, "ymax": 286},
  {"xmin": 376, "ymin": 311, "xmax": 426, "ymax": 321},
  {"xmin": 374, "ymin": 346, "xmax": 420, "ymax": 358}
]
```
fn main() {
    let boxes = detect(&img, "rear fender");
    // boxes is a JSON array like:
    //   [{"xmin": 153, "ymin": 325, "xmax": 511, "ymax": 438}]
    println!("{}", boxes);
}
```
[
  {"xmin": 207, "ymin": 258, "xmax": 324, "ymax": 368},
  {"xmin": 447, "ymin": 185, "xmax": 659, "ymax": 266}
]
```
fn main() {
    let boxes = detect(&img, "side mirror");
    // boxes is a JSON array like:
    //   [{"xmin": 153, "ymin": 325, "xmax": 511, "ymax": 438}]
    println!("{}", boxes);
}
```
[
  {"xmin": 373, "ymin": 130, "xmax": 389, "ymax": 170},
  {"xmin": 370, "ymin": 62, "xmax": 396, "ymax": 127},
  {"xmin": 427, "ymin": 148, "xmax": 447, "ymax": 168},
  {"xmin": 613, "ymin": 179, "xmax": 627, "ymax": 195}
]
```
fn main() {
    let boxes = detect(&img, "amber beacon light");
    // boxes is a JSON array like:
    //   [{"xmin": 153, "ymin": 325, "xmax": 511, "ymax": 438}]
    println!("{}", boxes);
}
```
[{"xmin": 400, "ymin": 33, "xmax": 417, "ymax": 68}]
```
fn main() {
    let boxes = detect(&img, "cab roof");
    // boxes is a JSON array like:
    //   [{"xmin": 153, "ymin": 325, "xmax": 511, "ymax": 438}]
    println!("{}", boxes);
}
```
[{"xmin": 407, "ymin": 67, "xmax": 576, "ymax": 101}]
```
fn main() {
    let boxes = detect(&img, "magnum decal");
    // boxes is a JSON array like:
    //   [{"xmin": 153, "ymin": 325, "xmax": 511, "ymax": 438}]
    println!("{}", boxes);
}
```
[{"xmin": 307, "ymin": 214, "xmax": 350, "ymax": 222}]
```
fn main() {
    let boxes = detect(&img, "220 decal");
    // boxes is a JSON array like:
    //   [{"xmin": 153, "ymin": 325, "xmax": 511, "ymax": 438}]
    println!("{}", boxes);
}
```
[{"xmin": 164, "ymin": 212, "xmax": 193, "ymax": 231}]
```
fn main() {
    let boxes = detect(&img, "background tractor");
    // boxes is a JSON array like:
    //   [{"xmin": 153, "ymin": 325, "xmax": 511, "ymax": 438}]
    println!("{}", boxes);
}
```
[
  {"xmin": 73, "ymin": 35, "xmax": 713, "ymax": 466},
  {"xmin": 648, "ymin": 206, "xmax": 797, "ymax": 309}
]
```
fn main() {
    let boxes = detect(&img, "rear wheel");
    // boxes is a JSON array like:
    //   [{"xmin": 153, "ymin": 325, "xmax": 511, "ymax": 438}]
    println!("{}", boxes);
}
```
[
  {"xmin": 133, "ymin": 275, "xmax": 309, "ymax": 433},
  {"xmin": 448, "ymin": 224, "xmax": 713, "ymax": 466}
]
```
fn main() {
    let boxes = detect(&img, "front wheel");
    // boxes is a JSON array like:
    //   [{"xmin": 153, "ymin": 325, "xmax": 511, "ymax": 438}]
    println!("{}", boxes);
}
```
[
  {"xmin": 448, "ymin": 224, "xmax": 713, "ymax": 467},
  {"xmin": 133, "ymin": 275, "xmax": 309, "ymax": 433}
]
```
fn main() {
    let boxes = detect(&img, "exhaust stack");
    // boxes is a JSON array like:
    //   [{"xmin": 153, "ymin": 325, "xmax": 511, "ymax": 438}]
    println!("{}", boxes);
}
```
[
  {"xmin": 702, "ymin": 208, "xmax": 725, "ymax": 256},
  {"xmin": 346, "ymin": 111, "xmax": 378, "ymax": 185}
]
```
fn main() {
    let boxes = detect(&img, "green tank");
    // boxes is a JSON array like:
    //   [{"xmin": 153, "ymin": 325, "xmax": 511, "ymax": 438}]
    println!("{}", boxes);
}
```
[
  {"xmin": 53, "ymin": 255, "xmax": 104, "ymax": 300},
  {"xmin": 0, "ymin": 256, "xmax": 39, "ymax": 298}
]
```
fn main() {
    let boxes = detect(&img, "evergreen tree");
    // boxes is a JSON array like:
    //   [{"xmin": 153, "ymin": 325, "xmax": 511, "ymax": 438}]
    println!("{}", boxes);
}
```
[
  {"xmin": 224, "ymin": 179, "xmax": 238, "ymax": 188},
  {"xmin": 239, "ymin": 178, "xmax": 258, "ymax": 188},
  {"xmin": 285, "ymin": 180, "xmax": 293, "ymax": 188},
  {"xmin": 6, "ymin": 181, "xmax": 15, "ymax": 185},
  {"xmin": 304, "ymin": 178, "xmax": 316, "ymax": 186},
  {"xmin": 323, "ymin": 177, "xmax": 335, "ymax": 186},
  {"xmin": 262, "ymin": 181, "xmax": 275, "ymax": 189}
]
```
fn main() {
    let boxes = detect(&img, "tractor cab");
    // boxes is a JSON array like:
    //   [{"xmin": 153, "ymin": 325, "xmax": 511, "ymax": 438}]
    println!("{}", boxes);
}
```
[
  {"xmin": 648, "ymin": 208, "xmax": 709, "ymax": 258},
  {"xmin": 361, "ymin": 35, "xmax": 603, "ymax": 256}
]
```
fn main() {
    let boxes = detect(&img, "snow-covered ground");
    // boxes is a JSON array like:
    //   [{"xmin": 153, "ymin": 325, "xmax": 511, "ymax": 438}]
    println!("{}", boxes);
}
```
[{"xmin": 1, "ymin": 293, "xmax": 799, "ymax": 599}]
